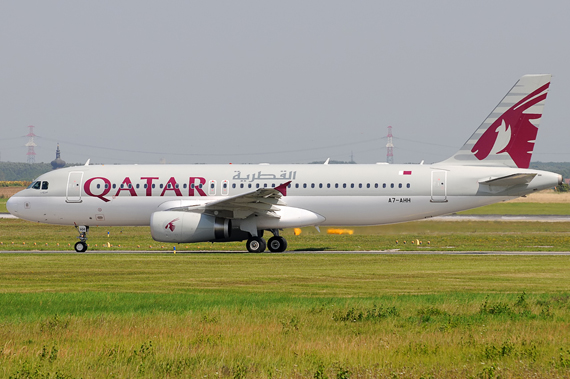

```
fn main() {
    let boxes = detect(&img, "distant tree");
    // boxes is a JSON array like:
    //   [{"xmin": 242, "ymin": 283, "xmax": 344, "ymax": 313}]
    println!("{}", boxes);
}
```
[{"xmin": 555, "ymin": 182, "xmax": 570, "ymax": 192}]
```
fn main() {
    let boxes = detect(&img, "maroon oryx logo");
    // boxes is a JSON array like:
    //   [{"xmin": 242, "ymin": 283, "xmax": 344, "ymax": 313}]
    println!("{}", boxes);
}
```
[
  {"xmin": 471, "ymin": 82, "xmax": 549, "ymax": 169},
  {"xmin": 165, "ymin": 218, "xmax": 180, "ymax": 232}
]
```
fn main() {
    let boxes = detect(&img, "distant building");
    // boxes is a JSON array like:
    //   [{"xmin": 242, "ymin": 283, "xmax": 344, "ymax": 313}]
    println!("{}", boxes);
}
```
[{"xmin": 51, "ymin": 144, "xmax": 66, "ymax": 170}]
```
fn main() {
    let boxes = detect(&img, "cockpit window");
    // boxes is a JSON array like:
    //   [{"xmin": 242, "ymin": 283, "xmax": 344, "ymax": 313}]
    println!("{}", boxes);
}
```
[
  {"xmin": 41, "ymin": 181, "xmax": 49, "ymax": 190},
  {"xmin": 31, "ymin": 181, "xmax": 41, "ymax": 190}
]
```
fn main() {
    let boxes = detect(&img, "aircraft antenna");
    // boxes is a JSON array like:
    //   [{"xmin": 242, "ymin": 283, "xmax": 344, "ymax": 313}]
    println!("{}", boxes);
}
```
[
  {"xmin": 386, "ymin": 125, "xmax": 394, "ymax": 164},
  {"xmin": 25, "ymin": 125, "xmax": 37, "ymax": 164}
]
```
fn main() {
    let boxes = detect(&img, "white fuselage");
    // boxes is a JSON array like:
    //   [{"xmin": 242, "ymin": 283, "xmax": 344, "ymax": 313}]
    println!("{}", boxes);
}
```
[{"xmin": 7, "ymin": 163, "xmax": 561, "ymax": 227}]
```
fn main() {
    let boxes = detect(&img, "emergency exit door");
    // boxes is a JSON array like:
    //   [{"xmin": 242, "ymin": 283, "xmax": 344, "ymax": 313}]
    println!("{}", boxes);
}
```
[
  {"xmin": 66, "ymin": 172, "xmax": 84, "ymax": 203},
  {"xmin": 430, "ymin": 170, "xmax": 447, "ymax": 202}
]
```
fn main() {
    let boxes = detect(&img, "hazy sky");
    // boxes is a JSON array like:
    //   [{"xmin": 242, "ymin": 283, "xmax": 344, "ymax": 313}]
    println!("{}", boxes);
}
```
[{"xmin": 1, "ymin": 1, "xmax": 569, "ymax": 165}]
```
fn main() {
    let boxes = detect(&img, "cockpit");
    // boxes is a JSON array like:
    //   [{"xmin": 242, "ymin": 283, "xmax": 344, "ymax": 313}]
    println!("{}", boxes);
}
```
[{"xmin": 28, "ymin": 181, "xmax": 49, "ymax": 190}]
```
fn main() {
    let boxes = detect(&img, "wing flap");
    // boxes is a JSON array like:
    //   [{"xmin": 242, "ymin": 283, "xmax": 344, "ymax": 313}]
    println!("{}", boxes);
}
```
[{"xmin": 164, "ymin": 181, "xmax": 291, "ymax": 219}]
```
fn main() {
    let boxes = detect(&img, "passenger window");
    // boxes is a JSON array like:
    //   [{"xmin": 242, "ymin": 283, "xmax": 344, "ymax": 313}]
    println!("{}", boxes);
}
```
[
  {"xmin": 175, "ymin": 184, "xmax": 179, "ymax": 189},
  {"xmin": 351, "ymin": 183, "xmax": 354, "ymax": 188},
  {"xmin": 41, "ymin": 181, "xmax": 49, "ymax": 190},
  {"xmin": 160, "ymin": 184, "xmax": 164, "ymax": 189},
  {"xmin": 295, "ymin": 183, "xmax": 299, "ymax": 188},
  {"xmin": 256, "ymin": 183, "xmax": 260, "ymax": 188},
  {"xmin": 375, "ymin": 183, "xmax": 378, "ymax": 188},
  {"xmin": 263, "ymin": 183, "xmax": 267, "ymax": 188},
  {"xmin": 198, "ymin": 184, "xmax": 203, "ymax": 189},
  {"xmin": 248, "ymin": 184, "xmax": 252, "ymax": 188},
  {"xmin": 407, "ymin": 183, "xmax": 410, "ymax": 188},
  {"xmin": 311, "ymin": 183, "xmax": 315, "ymax": 188},
  {"xmin": 183, "ymin": 184, "xmax": 187, "ymax": 189},
  {"xmin": 210, "ymin": 183, "xmax": 214, "ymax": 189},
  {"xmin": 97, "ymin": 184, "xmax": 101, "ymax": 189},
  {"xmin": 335, "ymin": 183, "xmax": 339, "ymax": 188},
  {"xmin": 106, "ymin": 184, "xmax": 109, "ymax": 189},
  {"xmin": 398, "ymin": 183, "xmax": 402, "ymax": 188},
  {"xmin": 343, "ymin": 183, "xmax": 346, "ymax": 188},
  {"xmin": 359, "ymin": 183, "xmax": 362, "ymax": 188},
  {"xmin": 136, "ymin": 184, "xmax": 140, "ymax": 189},
  {"xmin": 383, "ymin": 183, "xmax": 386, "ymax": 188},
  {"xmin": 232, "ymin": 183, "xmax": 236, "ymax": 189},
  {"xmin": 190, "ymin": 183, "xmax": 194, "ymax": 189},
  {"xmin": 240, "ymin": 183, "xmax": 244, "ymax": 188},
  {"xmin": 112, "ymin": 184, "xmax": 116, "ymax": 189},
  {"xmin": 390, "ymin": 183, "xmax": 394, "ymax": 188},
  {"xmin": 366, "ymin": 183, "xmax": 370, "ymax": 188},
  {"xmin": 327, "ymin": 183, "xmax": 330, "ymax": 188},
  {"xmin": 303, "ymin": 184, "xmax": 307, "ymax": 188}
]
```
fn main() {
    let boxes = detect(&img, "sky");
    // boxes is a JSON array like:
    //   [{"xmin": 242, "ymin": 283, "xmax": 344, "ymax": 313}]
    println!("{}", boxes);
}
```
[{"xmin": 1, "ymin": 1, "xmax": 569, "ymax": 165}]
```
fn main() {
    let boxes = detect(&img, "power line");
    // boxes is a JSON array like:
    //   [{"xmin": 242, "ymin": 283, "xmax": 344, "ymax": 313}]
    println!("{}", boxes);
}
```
[{"xmin": 36, "ymin": 135, "xmax": 385, "ymax": 157}]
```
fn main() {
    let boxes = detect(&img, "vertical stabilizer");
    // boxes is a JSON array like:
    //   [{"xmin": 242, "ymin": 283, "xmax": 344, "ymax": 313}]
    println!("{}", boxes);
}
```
[{"xmin": 439, "ymin": 74, "xmax": 551, "ymax": 168}]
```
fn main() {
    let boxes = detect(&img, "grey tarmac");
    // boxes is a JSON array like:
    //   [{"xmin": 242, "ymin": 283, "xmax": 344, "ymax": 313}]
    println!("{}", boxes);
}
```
[{"xmin": 1, "ymin": 250, "xmax": 570, "ymax": 255}]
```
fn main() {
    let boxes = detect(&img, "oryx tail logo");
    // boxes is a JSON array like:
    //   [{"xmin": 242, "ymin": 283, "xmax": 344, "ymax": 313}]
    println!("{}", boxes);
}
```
[
  {"xmin": 165, "ymin": 218, "xmax": 180, "ymax": 232},
  {"xmin": 471, "ymin": 82, "xmax": 549, "ymax": 168}
]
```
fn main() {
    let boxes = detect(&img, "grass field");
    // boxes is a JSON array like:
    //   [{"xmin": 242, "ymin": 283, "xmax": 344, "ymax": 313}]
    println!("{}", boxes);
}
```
[
  {"xmin": 0, "ymin": 254, "xmax": 570, "ymax": 378},
  {"xmin": 2, "ymin": 190, "xmax": 570, "ymax": 377},
  {"xmin": 1, "ymin": 197, "xmax": 8, "ymax": 213}
]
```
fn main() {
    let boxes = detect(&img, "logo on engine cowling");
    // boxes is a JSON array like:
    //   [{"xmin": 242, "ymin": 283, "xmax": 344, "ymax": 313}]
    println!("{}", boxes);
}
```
[{"xmin": 165, "ymin": 218, "xmax": 180, "ymax": 232}]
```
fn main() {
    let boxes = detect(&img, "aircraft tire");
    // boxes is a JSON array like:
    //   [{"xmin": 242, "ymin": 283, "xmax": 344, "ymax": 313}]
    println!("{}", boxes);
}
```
[
  {"xmin": 246, "ymin": 237, "xmax": 266, "ymax": 253},
  {"xmin": 74, "ymin": 241, "xmax": 88, "ymax": 253},
  {"xmin": 268, "ymin": 236, "xmax": 287, "ymax": 252}
]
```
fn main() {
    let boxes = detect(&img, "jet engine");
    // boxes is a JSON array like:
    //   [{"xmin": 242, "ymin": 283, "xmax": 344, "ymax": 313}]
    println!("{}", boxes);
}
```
[{"xmin": 151, "ymin": 211, "xmax": 241, "ymax": 243}]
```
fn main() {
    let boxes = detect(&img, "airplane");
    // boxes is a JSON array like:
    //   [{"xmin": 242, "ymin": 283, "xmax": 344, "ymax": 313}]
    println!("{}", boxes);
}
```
[{"xmin": 7, "ymin": 74, "xmax": 561, "ymax": 253}]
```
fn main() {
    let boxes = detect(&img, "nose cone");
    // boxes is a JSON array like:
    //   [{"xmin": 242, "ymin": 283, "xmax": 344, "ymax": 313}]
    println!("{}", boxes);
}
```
[
  {"xmin": 6, "ymin": 195, "xmax": 20, "ymax": 215},
  {"xmin": 6, "ymin": 196, "xmax": 17, "ymax": 215}
]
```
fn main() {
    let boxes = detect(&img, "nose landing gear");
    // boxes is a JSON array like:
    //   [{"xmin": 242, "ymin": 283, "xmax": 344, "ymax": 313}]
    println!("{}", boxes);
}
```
[{"xmin": 74, "ymin": 225, "xmax": 89, "ymax": 252}]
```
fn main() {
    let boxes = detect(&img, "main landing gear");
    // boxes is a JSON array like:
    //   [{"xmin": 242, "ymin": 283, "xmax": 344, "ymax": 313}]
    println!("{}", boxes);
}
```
[
  {"xmin": 74, "ymin": 225, "xmax": 89, "ymax": 252},
  {"xmin": 246, "ymin": 229, "xmax": 288, "ymax": 253}
]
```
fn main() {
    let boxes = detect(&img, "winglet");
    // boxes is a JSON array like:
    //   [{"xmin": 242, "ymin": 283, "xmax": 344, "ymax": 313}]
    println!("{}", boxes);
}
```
[{"xmin": 275, "ymin": 181, "xmax": 292, "ymax": 196}]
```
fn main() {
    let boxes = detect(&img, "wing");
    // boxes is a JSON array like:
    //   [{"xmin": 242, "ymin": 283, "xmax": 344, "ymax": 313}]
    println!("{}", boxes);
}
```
[{"xmin": 167, "ymin": 181, "xmax": 291, "ymax": 219}]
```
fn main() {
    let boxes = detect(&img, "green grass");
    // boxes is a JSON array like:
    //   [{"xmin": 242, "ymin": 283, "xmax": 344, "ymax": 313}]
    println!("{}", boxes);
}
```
[
  {"xmin": 2, "ymin": 203, "xmax": 570, "ymax": 376},
  {"xmin": 0, "ymin": 197, "xmax": 7, "ymax": 213},
  {"xmin": 1, "ymin": 254, "xmax": 570, "ymax": 378},
  {"xmin": 459, "ymin": 202, "xmax": 570, "ymax": 215}
]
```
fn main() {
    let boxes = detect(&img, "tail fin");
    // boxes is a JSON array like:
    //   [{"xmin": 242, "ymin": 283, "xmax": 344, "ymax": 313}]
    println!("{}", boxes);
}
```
[{"xmin": 439, "ymin": 74, "xmax": 551, "ymax": 168}]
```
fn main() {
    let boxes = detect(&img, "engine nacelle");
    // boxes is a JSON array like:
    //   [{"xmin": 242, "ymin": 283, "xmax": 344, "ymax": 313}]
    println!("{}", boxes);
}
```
[{"xmin": 150, "ymin": 211, "xmax": 231, "ymax": 243}]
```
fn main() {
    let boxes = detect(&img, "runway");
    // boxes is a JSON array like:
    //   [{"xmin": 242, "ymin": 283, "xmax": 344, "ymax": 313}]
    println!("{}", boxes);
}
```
[{"xmin": 1, "ymin": 250, "xmax": 570, "ymax": 255}]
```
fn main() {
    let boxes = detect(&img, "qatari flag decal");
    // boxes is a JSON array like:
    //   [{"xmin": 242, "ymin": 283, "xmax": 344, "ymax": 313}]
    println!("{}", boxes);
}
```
[{"xmin": 399, "ymin": 170, "xmax": 412, "ymax": 175}]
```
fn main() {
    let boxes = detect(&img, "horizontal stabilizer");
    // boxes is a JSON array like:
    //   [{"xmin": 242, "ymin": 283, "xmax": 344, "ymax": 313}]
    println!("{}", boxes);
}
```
[{"xmin": 478, "ymin": 173, "xmax": 536, "ymax": 187}]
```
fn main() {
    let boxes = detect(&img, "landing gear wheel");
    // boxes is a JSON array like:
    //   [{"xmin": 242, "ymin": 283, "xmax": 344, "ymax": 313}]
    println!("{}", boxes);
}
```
[
  {"xmin": 74, "ymin": 241, "xmax": 88, "ymax": 252},
  {"xmin": 246, "ymin": 237, "xmax": 266, "ymax": 253},
  {"xmin": 267, "ymin": 236, "xmax": 288, "ymax": 252}
]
